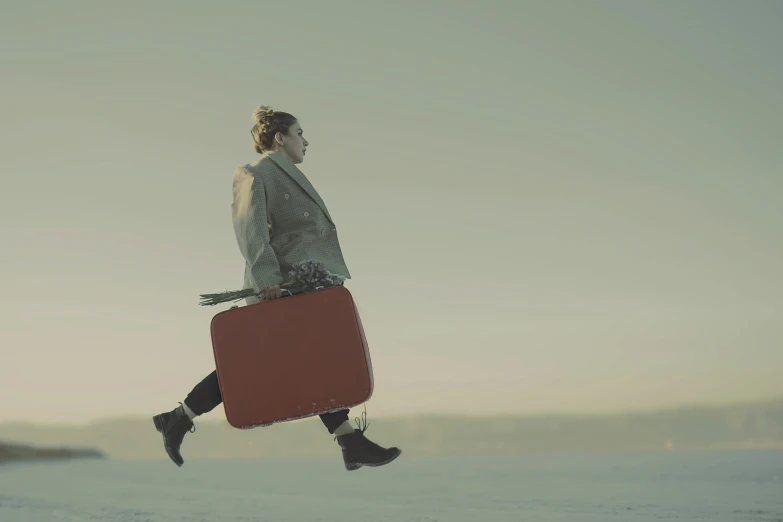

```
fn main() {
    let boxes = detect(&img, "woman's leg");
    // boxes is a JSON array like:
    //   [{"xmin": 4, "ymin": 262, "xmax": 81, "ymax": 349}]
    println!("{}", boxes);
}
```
[
  {"xmin": 184, "ymin": 373, "xmax": 349, "ymax": 431},
  {"xmin": 319, "ymin": 409, "xmax": 351, "ymax": 434},
  {"xmin": 183, "ymin": 370, "xmax": 223, "ymax": 416},
  {"xmin": 152, "ymin": 371, "xmax": 223, "ymax": 467},
  {"xmin": 184, "ymin": 371, "xmax": 350, "ymax": 434}
]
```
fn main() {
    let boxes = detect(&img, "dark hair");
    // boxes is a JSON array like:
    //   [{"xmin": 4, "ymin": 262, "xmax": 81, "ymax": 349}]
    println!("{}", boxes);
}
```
[{"xmin": 250, "ymin": 105, "xmax": 297, "ymax": 154}]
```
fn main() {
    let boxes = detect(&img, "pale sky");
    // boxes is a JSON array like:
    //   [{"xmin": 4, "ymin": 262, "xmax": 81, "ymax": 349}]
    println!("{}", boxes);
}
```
[{"xmin": 1, "ymin": 1, "xmax": 781, "ymax": 424}]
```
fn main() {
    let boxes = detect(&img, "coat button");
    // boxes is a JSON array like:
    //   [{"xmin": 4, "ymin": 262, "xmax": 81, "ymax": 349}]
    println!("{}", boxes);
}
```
[
  {"xmin": 284, "ymin": 194, "xmax": 290, "ymax": 199},
  {"xmin": 304, "ymin": 212, "xmax": 309, "ymax": 217}
]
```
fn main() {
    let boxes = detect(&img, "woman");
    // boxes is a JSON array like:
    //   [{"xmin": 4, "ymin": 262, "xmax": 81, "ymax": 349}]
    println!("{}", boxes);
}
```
[{"xmin": 152, "ymin": 106, "xmax": 401, "ymax": 471}]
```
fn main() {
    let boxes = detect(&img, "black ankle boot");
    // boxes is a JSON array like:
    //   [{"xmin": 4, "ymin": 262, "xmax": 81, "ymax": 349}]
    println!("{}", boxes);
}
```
[
  {"xmin": 152, "ymin": 403, "xmax": 195, "ymax": 467},
  {"xmin": 337, "ymin": 429, "xmax": 401, "ymax": 470},
  {"xmin": 335, "ymin": 410, "xmax": 401, "ymax": 471}
]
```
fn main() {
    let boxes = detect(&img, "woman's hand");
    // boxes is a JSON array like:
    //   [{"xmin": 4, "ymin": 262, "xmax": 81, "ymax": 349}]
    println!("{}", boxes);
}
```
[{"xmin": 259, "ymin": 284, "xmax": 282, "ymax": 301}]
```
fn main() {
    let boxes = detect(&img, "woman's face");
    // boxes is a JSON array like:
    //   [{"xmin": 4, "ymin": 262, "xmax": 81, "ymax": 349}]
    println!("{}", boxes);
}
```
[{"xmin": 277, "ymin": 121, "xmax": 308, "ymax": 164}]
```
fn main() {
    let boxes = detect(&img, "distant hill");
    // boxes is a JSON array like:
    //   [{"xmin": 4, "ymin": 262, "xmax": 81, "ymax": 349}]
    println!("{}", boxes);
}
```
[
  {"xmin": 1, "ymin": 396, "xmax": 781, "ymax": 461},
  {"xmin": 0, "ymin": 441, "xmax": 105, "ymax": 464}
]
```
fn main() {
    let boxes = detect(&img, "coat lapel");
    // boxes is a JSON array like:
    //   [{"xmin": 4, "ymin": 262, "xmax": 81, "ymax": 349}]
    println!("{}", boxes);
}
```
[{"xmin": 267, "ymin": 151, "xmax": 334, "ymax": 224}]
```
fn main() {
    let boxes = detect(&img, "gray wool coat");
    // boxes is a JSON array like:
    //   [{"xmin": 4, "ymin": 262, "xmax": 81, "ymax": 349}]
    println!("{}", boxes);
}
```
[{"xmin": 231, "ymin": 151, "xmax": 351, "ymax": 304}]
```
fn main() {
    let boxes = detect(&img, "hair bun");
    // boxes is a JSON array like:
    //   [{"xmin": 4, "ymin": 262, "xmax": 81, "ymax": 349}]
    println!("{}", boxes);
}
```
[{"xmin": 252, "ymin": 105, "xmax": 275, "ymax": 125}]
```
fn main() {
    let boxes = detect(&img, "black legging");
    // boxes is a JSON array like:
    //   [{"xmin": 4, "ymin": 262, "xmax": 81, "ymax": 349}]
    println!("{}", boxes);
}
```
[{"xmin": 183, "ymin": 371, "xmax": 350, "ymax": 434}]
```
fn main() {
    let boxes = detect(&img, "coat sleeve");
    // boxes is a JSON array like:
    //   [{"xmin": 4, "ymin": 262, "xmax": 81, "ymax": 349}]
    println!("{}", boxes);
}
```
[{"xmin": 232, "ymin": 169, "xmax": 283, "ymax": 291}]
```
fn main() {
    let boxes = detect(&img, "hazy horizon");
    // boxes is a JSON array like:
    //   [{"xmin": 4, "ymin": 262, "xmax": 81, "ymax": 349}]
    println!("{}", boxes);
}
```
[
  {"xmin": 2, "ymin": 1, "xmax": 782, "ymax": 425},
  {"xmin": 3, "ymin": 395, "xmax": 782, "ymax": 464}
]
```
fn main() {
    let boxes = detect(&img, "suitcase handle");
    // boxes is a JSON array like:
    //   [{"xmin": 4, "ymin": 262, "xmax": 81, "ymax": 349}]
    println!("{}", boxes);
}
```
[
  {"xmin": 227, "ymin": 287, "xmax": 330, "ymax": 308},
  {"xmin": 281, "ymin": 286, "xmax": 326, "ymax": 297}
]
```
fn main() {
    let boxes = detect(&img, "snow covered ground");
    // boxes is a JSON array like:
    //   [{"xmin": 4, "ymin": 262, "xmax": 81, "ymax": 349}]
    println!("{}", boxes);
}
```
[{"xmin": 1, "ymin": 451, "xmax": 781, "ymax": 521}]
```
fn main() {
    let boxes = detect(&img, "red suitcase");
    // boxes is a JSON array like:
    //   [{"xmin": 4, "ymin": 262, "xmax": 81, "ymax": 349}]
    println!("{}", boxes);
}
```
[{"xmin": 209, "ymin": 286, "xmax": 374, "ymax": 429}]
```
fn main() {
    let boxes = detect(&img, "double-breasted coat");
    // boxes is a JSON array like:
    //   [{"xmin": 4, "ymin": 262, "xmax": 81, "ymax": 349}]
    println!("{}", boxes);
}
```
[{"xmin": 231, "ymin": 151, "xmax": 351, "ymax": 304}]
